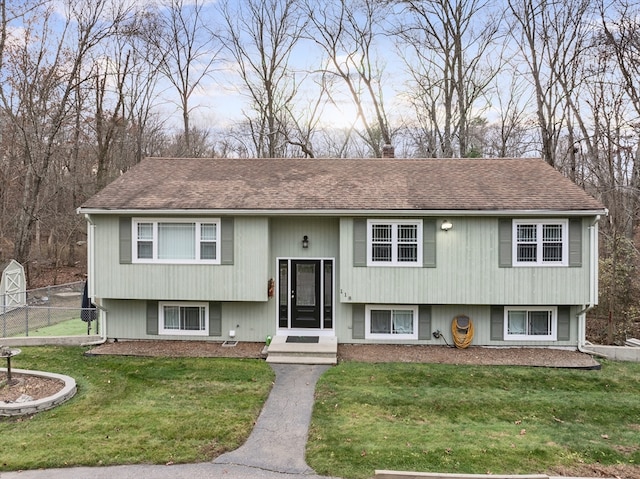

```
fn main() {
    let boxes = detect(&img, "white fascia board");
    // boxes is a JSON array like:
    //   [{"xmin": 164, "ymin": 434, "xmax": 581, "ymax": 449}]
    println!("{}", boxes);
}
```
[{"xmin": 77, "ymin": 208, "xmax": 608, "ymax": 217}]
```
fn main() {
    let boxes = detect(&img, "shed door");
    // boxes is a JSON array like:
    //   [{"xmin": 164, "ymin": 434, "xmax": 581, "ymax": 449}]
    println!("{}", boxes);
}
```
[{"xmin": 4, "ymin": 269, "xmax": 24, "ymax": 308}]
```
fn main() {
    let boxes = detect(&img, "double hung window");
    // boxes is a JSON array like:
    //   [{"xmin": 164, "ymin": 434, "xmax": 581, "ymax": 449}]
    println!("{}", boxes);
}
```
[
  {"xmin": 159, "ymin": 302, "xmax": 208, "ymax": 335},
  {"xmin": 368, "ymin": 220, "xmax": 422, "ymax": 266},
  {"xmin": 365, "ymin": 305, "xmax": 418, "ymax": 340},
  {"xmin": 513, "ymin": 220, "xmax": 567, "ymax": 266},
  {"xmin": 133, "ymin": 219, "xmax": 220, "ymax": 263},
  {"xmin": 504, "ymin": 307, "xmax": 557, "ymax": 341}
]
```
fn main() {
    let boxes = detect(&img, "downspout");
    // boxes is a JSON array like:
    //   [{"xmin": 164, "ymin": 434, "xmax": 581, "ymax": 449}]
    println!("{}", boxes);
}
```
[
  {"xmin": 576, "ymin": 215, "xmax": 604, "ymax": 356},
  {"xmin": 79, "ymin": 213, "xmax": 108, "ymax": 346}
]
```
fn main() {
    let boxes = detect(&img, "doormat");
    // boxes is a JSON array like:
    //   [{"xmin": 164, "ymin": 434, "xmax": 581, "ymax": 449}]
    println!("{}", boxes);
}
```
[{"xmin": 286, "ymin": 336, "xmax": 319, "ymax": 343}]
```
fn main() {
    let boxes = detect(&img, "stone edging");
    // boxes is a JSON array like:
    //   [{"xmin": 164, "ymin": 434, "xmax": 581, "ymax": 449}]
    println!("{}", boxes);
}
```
[{"xmin": 0, "ymin": 368, "xmax": 77, "ymax": 417}]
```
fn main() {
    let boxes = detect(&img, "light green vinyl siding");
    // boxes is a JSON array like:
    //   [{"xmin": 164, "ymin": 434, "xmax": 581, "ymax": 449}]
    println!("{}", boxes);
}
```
[
  {"xmin": 269, "ymin": 217, "xmax": 343, "ymax": 334},
  {"xmin": 104, "ymin": 298, "xmax": 277, "ymax": 342},
  {"xmin": 269, "ymin": 216, "xmax": 340, "ymax": 304},
  {"xmin": 270, "ymin": 217, "xmax": 339, "ymax": 259},
  {"xmin": 337, "ymin": 304, "xmax": 579, "ymax": 347},
  {"xmin": 94, "ymin": 214, "xmax": 590, "ymax": 347},
  {"xmin": 431, "ymin": 305, "xmax": 577, "ymax": 347},
  {"xmin": 93, "ymin": 216, "xmax": 268, "ymax": 301},
  {"xmin": 339, "ymin": 217, "xmax": 593, "ymax": 306}
]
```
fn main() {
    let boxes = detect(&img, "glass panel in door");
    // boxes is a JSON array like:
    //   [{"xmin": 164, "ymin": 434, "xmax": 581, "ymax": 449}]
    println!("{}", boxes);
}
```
[{"xmin": 291, "ymin": 260, "xmax": 321, "ymax": 328}]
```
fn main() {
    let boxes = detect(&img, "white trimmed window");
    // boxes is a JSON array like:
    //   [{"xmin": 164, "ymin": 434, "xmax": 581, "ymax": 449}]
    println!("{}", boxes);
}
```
[
  {"xmin": 159, "ymin": 302, "xmax": 208, "ymax": 336},
  {"xmin": 513, "ymin": 220, "xmax": 568, "ymax": 266},
  {"xmin": 365, "ymin": 305, "xmax": 418, "ymax": 340},
  {"xmin": 504, "ymin": 306, "xmax": 557, "ymax": 341},
  {"xmin": 367, "ymin": 220, "xmax": 422, "ymax": 266},
  {"xmin": 133, "ymin": 219, "xmax": 220, "ymax": 264}
]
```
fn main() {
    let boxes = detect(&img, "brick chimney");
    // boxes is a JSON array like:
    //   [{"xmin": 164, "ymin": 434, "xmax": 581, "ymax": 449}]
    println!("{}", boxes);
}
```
[{"xmin": 382, "ymin": 144, "xmax": 395, "ymax": 158}]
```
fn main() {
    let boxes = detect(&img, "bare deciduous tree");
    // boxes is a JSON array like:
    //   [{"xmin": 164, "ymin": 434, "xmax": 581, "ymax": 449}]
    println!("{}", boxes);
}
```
[
  {"xmin": 219, "ymin": 0, "xmax": 307, "ymax": 158},
  {"xmin": 93, "ymin": 52, "xmax": 129, "ymax": 190},
  {"xmin": 599, "ymin": 0, "xmax": 640, "ymax": 235},
  {"xmin": 118, "ymin": 16, "xmax": 165, "ymax": 166},
  {"xmin": 396, "ymin": 0, "xmax": 502, "ymax": 158},
  {"xmin": 507, "ymin": 0, "xmax": 593, "ymax": 168},
  {"xmin": 142, "ymin": 0, "xmax": 220, "ymax": 157},
  {"xmin": 0, "ymin": 0, "xmax": 131, "ymax": 271},
  {"xmin": 305, "ymin": 0, "xmax": 392, "ymax": 158},
  {"xmin": 483, "ymin": 72, "xmax": 536, "ymax": 158}
]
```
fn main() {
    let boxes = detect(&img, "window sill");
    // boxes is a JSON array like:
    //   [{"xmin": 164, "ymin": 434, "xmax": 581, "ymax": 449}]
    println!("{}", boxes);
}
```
[
  {"xmin": 512, "ymin": 263, "xmax": 568, "ymax": 267},
  {"xmin": 365, "ymin": 333, "xmax": 418, "ymax": 340},
  {"xmin": 366, "ymin": 263, "xmax": 423, "ymax": 268},
  {"xmin": 505, "ymin": 335, "xmax": 557, "ymax": 341},
  {"xmin": 159, "ymin": 330, "xmax": 209, "ymax": 336},
  {"xmin": 133, "ymin": 260, "xmax": 221, "ymax": 265}
]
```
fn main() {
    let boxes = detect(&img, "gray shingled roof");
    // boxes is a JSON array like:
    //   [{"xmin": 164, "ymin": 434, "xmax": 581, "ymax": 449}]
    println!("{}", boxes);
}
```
[{"xmin": 79, "ymin": 157, "xmax": 606, "ymax": 213}]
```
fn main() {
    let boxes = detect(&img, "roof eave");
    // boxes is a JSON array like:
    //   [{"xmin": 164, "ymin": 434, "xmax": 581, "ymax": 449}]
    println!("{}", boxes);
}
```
[{"xmin": 77, "ymin": 207, "xmax": 608, "ymax": 217}]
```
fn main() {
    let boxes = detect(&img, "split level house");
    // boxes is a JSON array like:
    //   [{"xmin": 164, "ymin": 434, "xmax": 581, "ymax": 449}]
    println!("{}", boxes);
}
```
[{"xmin": 78, "ymin": 157, "xmax": 607, "ymax": 357}]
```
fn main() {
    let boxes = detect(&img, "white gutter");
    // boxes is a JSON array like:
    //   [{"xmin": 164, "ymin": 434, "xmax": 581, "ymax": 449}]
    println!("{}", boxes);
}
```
[
  {"xmin": 80, "ymin": 214, "xmax": 107, "ymax": 346},
  {"xmin": 77, "ymin": 207, "xmax": 608, "ymax": 217},
  {"xmin": 85, "ymin": 214, "xmax": 95, "ymax": 300},
  {"xmin": 576, "ymin": 215, "xmax": 605, "ymax": 356}
]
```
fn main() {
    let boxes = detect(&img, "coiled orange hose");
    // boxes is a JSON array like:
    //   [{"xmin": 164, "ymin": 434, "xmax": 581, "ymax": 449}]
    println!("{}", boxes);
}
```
[{"xmin": 452, "ymin": 315, "xmax": 474, "ymax": 349}]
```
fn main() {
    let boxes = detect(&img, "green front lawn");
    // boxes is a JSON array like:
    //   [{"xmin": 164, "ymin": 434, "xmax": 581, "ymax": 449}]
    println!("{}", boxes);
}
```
[
  {"xmin": 0, "ymin": 347, "xmax": 274, "ymax": 470},
  {"xmin": 307, "ymin": 361, "xmax": 640, "ymax": 479},
  {"xmin": 2, "ymin": 347, "xmax": 639, "ymax": 479},
  {"xmin": 22, "ymin": 318, "xmax": 92, "ymax": 336}
]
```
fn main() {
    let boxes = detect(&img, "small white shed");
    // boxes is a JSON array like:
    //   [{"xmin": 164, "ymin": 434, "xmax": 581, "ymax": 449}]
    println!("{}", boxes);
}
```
[{"xmin": 0, "ymin": 259, "xmax": 27, "ymax": 312}]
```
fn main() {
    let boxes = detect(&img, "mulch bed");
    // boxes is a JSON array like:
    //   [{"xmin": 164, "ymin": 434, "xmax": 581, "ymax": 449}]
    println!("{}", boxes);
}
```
[
  {"xmin": 86, "ymin": 340, "xmax": 602, "ymax": 369},
  {"xmin": 0, "ymin": 374, "xmax": 64, "ymax": 403}
]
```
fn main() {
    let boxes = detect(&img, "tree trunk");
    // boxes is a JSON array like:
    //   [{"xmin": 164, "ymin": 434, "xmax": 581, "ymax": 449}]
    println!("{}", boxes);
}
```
[{"xmin": 608, "ymin": 235, "xmax": 618, "ymax": 345}]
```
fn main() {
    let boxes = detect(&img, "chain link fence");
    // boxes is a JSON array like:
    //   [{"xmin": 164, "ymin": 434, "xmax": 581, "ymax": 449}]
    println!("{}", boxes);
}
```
[{"xmin": 0, "ymin": 281, "xmax": 99, "ymax": 338}]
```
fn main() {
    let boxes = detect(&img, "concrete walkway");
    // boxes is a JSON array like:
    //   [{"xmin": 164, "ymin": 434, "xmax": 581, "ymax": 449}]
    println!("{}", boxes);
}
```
[
  {"xmin": 214, "ymin": 364, "xmax": 332, "ymax": 474},
  {"xmin": 0, "ymin": 364, "xmax": 340, "ymax": 479}
]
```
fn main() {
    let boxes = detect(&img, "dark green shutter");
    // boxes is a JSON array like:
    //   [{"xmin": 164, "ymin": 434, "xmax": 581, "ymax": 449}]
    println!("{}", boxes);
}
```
[
  {"xmin": 498, "ymin": 219, "xmax": 512, "ymax": 268},
  {"xmin": 221, "ymin": 218, "xmax": 234, "ymax": 265},
  {"xmin": 353, "ymin": 219, "xmax": 367, "ymax": 267},
  {"xmin": 490, "ymin": 306, "xmax": 504, "ymax": 341},
  {"xmin": 557, "ymin": 306, "xmax": 570, "ymax": 341},
  {"xmin": 209, "ymin": 302, "xmax": 222, "ymax": 336},
  {"xmin": 119, "ymin": 217, "xmax": 132, "ymax": 264},
  {"xmin": 423, "ymin": 219, "xmax": 436, "ymax": 268},
  {"xmin": 418, "ymin": 305, "xmax": 432, "ymax": 340},
  {"xmin": 146, "ymin": 300, "xmax": 159, "ymax": 335},
  {"xmin": 352, "ymin": 304, "xmax": 365, "ymax": 339},
  {"xmin": 568, "ymin": 218, "xmax": 582, "ymax": 267}
]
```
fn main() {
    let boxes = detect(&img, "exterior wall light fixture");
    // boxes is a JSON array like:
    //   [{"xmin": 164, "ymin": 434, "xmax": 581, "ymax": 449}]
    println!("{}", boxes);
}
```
[
  {"xmin": 441, "ymin": 220, "xmax": 453, "ymax": 231},
  {"xmin": 302, "ymin": 235, "xmax": 309, "ymax": 248}
]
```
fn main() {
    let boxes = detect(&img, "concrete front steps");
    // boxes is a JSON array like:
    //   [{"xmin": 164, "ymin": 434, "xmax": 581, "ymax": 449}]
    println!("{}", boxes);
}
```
[{"xmin": 266, "ymin": 335, "xmax": 337, "ymax": 365}]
